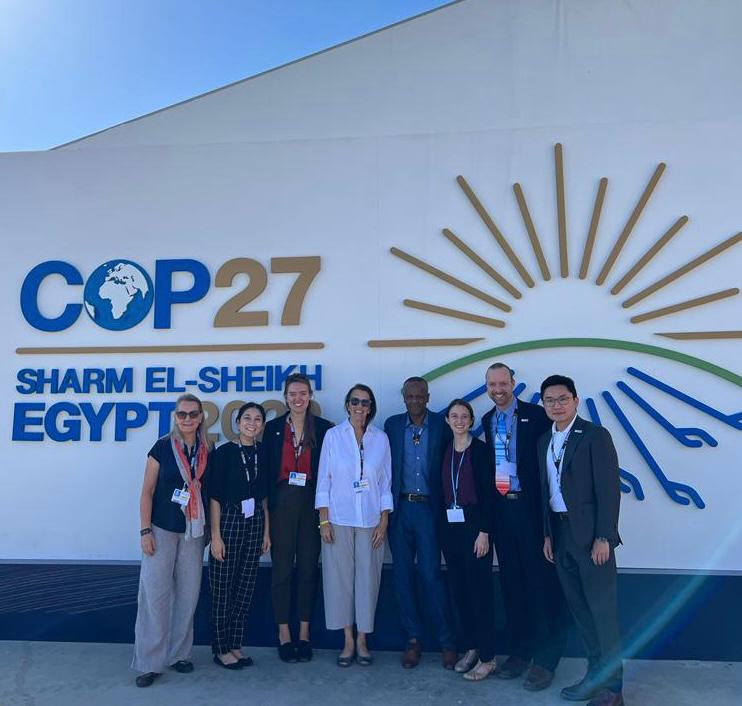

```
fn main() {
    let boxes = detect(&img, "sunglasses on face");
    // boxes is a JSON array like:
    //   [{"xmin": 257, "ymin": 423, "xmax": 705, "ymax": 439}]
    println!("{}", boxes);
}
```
[
  {"xmin": 175, "ymin": 410, "xmax": 201, "ymax": 420},
  {"xmin": 349, "ymin": 397, "xmax": 371, "ymax": 408}
]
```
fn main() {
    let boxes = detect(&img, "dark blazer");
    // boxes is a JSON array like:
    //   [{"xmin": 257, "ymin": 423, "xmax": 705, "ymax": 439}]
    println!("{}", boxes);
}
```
[
  {"xmin": 262, "ymin": 412, "xmax": 333, "ymax": 512},
  {"xmin": 384, "ymin": 409, "xmax": 452, "ymax": 511},
  {"xmin": 537, "ymin": 416, "xmax": 621, "ymax": 549},
  {"xmin": 438, "ymin": 437, "xmax": 495, "ymax": 536},
  {"xmin": 481, "ymin": 398, "xmax": 550, "ymax": 516}
]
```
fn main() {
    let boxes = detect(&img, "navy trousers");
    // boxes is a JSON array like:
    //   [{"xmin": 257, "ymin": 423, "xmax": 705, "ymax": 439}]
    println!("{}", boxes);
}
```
[{"xmin": 388, "ymin": 498, "xmax": 454, "ymax": 648}]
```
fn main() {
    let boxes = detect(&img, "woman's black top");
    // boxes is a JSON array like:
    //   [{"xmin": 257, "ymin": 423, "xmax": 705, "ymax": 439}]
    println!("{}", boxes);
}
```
[
  {"xmin": 148, "ymin": 436, "xmax": 211, "ymax": 533},
  {"xmin": 209, "ymin": 440, "xmax": 269, "ymax": 507}
]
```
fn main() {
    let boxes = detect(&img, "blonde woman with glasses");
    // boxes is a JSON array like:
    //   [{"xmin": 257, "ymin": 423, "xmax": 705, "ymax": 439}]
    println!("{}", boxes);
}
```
[{"xmin": 132, "ymin": 394, "xmax": 213, "ymax": 688}]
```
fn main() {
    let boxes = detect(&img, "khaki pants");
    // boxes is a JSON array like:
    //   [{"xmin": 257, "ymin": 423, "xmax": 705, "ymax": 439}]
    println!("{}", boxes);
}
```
[{"xmin": 321, "ymin": 525, "xmax": 384, "ymax": 634}]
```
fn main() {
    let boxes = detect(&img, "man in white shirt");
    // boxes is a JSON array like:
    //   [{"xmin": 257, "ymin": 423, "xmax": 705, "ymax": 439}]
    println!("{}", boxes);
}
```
[{"xmin": 538, "ymin": 375, "xmax": 623, "ymax": 706}]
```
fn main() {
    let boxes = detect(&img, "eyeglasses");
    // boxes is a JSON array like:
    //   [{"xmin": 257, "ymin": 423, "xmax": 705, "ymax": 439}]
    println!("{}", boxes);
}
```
[
  {"xmin": 542, "ymin": 395, "xmax": 574, "ymax": 408},
  {"xmin": 175, "ymin": 410, "xmax": 201, "ymax": 420},
  {"xmin": 349, "ymin": 397, "xmax": 371, "ymax": 408}
]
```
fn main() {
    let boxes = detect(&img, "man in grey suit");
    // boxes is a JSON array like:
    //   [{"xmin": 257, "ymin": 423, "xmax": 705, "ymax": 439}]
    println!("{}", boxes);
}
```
[
  {"xmin": 538, "ymin": 374, "xmax": 623, "ymax": 706},
  {"xmin": 384, "ymin": 377, "xmax": 457, "ymax": 669}
]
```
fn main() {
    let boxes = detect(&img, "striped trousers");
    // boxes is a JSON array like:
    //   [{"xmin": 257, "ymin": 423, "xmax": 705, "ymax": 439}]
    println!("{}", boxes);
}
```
[{"xmin": 209, "ymin": 503, "xmax": 264, "ymax": 655}]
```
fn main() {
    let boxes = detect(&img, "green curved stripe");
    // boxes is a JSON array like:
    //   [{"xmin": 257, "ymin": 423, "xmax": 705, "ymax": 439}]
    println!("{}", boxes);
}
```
[{"xmin": 422, "ymin": 337, "xmax": 742, "ymax": 386}]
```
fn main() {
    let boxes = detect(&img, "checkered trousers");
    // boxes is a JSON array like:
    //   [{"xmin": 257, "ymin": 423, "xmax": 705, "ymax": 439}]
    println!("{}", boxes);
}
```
[{"xmin": 209, "ymin": 503, "xmax": 264, "ymax": 655}]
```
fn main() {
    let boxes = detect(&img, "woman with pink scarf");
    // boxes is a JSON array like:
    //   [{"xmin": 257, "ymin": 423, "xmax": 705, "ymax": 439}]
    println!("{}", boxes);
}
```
[{"xmin": 132, "ymin": 393, "xmax": 213, "ymax": 688}]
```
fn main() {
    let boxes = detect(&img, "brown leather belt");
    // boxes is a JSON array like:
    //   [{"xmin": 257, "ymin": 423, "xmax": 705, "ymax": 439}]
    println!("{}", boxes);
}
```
[{"xmin": 400, "ymin": 493, "xmax": 429, "ymax": 503}]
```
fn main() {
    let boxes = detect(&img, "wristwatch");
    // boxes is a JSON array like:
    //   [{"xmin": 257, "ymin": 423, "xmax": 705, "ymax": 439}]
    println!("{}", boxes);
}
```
[{"xmin": 140, "ymin": 527, "xmax": 153, "ymax": 536}]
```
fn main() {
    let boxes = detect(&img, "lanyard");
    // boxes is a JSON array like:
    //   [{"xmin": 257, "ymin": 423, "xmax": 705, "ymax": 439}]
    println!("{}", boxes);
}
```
[
  {"xmin": 288, "ymin": 417, "xmax": 305, "ymax": 470},
  {"xmin": 449, "ymin": 443, "xmax": 469, "ymax": 508},
  {"xmin": 238, "ymin": 442, "xmax": 258, "ymax": 484},
  {"xmin": 494, "ymin": 408, "xmax": 517, "ymax": 462},
  {"xmin": 181, "ymin": 438, "xmax": 200, "ymax": 491},
  {"xmin": 358, "ymin": 439, "xmax": 365, "ymax": 480},
  {"xmin": 549, "ymin": 427, "xmax": 573, "ymax": 483},
  {"xmin": 411, "ymin": 426, "xmax": 423, "ymax": 447}
]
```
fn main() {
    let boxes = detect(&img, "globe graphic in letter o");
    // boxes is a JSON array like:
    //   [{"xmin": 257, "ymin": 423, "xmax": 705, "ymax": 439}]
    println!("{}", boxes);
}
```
[{"xmin": 83, "ymin": 260, "xmax": 154, "ymax": 330}]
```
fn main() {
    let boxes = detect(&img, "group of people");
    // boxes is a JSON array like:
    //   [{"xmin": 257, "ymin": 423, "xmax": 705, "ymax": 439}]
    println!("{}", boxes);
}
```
[{"xmin": 132, "ymin": 366, "xmax": 624, "ymax": 706}]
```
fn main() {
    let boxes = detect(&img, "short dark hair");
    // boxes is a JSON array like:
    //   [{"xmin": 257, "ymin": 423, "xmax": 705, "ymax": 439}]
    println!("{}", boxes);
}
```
[
  {"xmin": 540, "ymin": 374, "xmax": 577, "ymax": 399},
  {"xmin": 402, "ymin": 376, "xmax": 428, "ymax": 393},
  {"xmin": 445, "ymin": 398, "xmax": 475, "ymax": 428},
  {"xmin": 345, "ymin": 383, "xmax": 377, "ymax": 425},
  {"xmin": 236, "ymin": 402, "xmax": 266, "ymax": 423},
  {"xmin": 487, "ymin": 362, "xmax": 514, "ymax": 380}
]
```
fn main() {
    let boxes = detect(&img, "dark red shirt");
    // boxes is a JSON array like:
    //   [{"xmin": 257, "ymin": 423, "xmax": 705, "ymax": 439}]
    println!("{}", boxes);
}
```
[
  {"xmin": 278, "ymin": 419, "xmax": 312, "ymax": 482},
  {"xmin": 441, "ymin": 443, "xmax": 478, "ymax": 507}
]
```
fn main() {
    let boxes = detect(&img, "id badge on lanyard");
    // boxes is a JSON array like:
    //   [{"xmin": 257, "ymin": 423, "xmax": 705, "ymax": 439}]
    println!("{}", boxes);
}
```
[
  {"xmin": 448, "ymin": 445, "xmax": 467, "ymax": 523},
  {"xmin": 289, "ymin": 471, "xmax": 307, "ymax": 486},
  {"xmin": 172, "ymin": 485, "xmax": 191, "ymax": 506},
  {"xmin": 354, "ymin": 438, "xmax": 369, "ymax": 493}
]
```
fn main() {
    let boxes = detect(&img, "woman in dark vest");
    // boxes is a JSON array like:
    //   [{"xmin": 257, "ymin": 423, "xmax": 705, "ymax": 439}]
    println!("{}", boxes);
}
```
[
  {"xmin": 132, "ymin": 393, "xmax": 213, "ymax": 688},
  {"xmin": 262, "ymin": 372, "xmax": 332, "ymax": 662}
]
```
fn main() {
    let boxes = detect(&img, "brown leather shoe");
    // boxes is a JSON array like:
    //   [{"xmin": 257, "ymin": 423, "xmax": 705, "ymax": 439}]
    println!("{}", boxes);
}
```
[
  {"xmin": 441, "ymin": 648, "xmax": 458, "ymax": 670},
  {"xmin": 495, "ymin": 655, "xmax": 529, "ymax": 679},
  {"xmin": 587, "ymin": 689, "xmax": 624, "ymax": 706},
  {"xmin": 401, "ymin": 641, "xmax": 422, "ymax": 668},
  {"xmin": 523, "ymin": 664, "xmax": 554, "ymax": 691}
]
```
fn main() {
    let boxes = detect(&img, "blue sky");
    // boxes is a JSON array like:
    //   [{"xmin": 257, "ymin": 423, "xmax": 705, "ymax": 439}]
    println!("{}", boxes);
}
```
[{"xmin": 0, "ymin": 0, "xmax": 451, "ymax": 152}]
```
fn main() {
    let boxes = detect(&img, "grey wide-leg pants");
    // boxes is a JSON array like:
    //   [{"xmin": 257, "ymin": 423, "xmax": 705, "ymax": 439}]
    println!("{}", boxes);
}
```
[{"xmin": 131, "ymin": 525, "xmax": 205, "ymax": 673}]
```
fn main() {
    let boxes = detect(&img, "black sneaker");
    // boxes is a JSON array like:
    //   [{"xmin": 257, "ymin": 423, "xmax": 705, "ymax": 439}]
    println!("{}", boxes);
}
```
[
  {"xmin": 135, "ymin": 672, "xmax": 161, "ymax": 688},
  {"xmin": 169, "ymin": 660, "xmax": 194, "ymax": 673}
]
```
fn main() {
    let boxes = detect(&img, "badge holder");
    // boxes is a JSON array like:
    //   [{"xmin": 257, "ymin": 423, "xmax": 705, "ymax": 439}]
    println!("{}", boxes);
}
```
[
  {"xmin": 289, "ymin": 471, "xmax": 307, "ymax": 487},
  {"xmin": 171, "ymin": 485, "xmax": 191, "ymax": 506}
]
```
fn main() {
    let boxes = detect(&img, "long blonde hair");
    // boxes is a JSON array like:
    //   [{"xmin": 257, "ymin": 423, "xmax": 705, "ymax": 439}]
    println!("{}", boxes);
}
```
[{"xmin": 170, "ymin": 393, "xmax": 214, "ymax": 450}]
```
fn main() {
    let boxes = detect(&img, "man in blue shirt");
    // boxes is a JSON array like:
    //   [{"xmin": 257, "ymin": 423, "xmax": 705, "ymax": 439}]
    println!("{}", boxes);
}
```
[
  {"xmin": 482, "ymin": 363, "xmax": 568, "ymax": 691},
  {"xmin": 385, "ymin": 377, "xmax": 457, "ymax": 669}
]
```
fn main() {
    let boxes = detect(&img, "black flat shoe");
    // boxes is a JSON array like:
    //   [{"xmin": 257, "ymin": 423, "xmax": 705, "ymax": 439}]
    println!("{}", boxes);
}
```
[
  {"xmin": 357, "ymin": 653, "xmax": 374, "ymax": 666},
  {"xmin": 336, "ymin": 653, "xmax": 355, "ymax": 667},
  {"xmin": 169, "ymin": 660, "xmax": 193, "ymax": 673},
  {"xmin": 213, "ymin": 655, "xmax": 242, "ymax": 670},
  {"xmin": 278, "ymin": 641, "xmax": 298, "ymax": 663},
  {"xmin": 135, "ymin": 672, "xmax": 161, "ymax": 687},
  {"xmin": 238, "ymin": 657, "xmax": 254, "ymax": 667},
  {"xmin": 296, "ymin": 640, "xmax": 313, "ymax": 662}
]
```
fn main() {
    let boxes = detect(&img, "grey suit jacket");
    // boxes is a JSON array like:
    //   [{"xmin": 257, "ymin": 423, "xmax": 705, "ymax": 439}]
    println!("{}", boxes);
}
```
[{"xmin": 538, "ymin": 416, "xmax": 622, "ymax": 549}]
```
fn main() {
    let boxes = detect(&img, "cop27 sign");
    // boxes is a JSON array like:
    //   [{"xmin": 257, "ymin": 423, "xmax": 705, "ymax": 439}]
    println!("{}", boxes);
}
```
[{"xmin": 1, "ymin": 131, "xmax": 740, "ymax": 569}]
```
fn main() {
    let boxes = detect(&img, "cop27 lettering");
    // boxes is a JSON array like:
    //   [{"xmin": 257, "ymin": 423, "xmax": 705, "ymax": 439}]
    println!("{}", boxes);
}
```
[{"xmin": 20, "ymin": 257, "xmax": 321, "ymax": 332}]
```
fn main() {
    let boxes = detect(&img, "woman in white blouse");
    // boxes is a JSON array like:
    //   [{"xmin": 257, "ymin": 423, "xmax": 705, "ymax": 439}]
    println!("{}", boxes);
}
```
[{"xmin": 315, "ymin": 383, "xmax": 393, "ymax": 667}]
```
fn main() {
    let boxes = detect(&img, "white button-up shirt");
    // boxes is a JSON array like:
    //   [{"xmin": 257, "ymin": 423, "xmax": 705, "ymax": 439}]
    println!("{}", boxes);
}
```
[
  {"xmin": 315, "ymin": 419, "xmax": 393, "ymax": 528},
  {"xmin": 546, "ymin": 414, "xmax": 578, "ymax": 512}
]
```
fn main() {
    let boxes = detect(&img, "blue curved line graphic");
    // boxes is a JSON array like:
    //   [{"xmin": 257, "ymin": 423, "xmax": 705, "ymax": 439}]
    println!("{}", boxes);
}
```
[
  {"xmin": 616, "ymin": 381, "xmax": 718, "ymax": 448},
  {"xmin": 627, "ymin": 367, "xmax": 742, "ymax": 430},
  {"xmin": 602, "ymin": 391, "xmax": 705, "ymax": 509},
  {"xmin": 585, "ymin": 397, "xmax": 644, "ymax": 500}
]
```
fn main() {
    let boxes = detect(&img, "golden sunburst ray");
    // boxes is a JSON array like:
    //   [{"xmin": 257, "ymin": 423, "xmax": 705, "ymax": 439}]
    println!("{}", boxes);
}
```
[
  {"xmin": 579, "ymin": 177, "xmax": 609, "ymax": 279},
  {"xmin": 390, "ymin": 246, "xmax": 512, "ymax": 312},
  {"xmin": 441, "ymin": 228, "xmax": 522, "ymax": 298},
  {"xmin": 630, "ymin": 288, "xmax": 739, "ymax": 323},
  {"xmin": 622, "ymin": 232, "xmax": 742, "ymax": 308},
  {"xmin": 403, "ymin": 298, "xmax": 506, "ymax": 327},
  {"xmin": 596, "ymin": 162, "xmax": 666, "ymax": 285},
  {"xmin": 656, "ymin": 331, "xmax": 742, "ymax": 340},
  {"xmin": 456, "ymin": 175, "xmax": 535, "ymax": 287},
  {"xmin": 554, "ymin": 143, "xmax": 569, "ymax": 277},
  {"xmin": 610, "ymin": 216, "xmax": 689, "ymax": 295},
  {"xmin": 512, "ymin": 183, "xmax": 551, "ymax": 281}
]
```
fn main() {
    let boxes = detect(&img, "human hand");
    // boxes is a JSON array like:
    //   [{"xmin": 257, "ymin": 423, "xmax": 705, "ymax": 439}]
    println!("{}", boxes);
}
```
[
  {"xmin": 141, "ymin": 533, "xmax": 156, "ymax": 556},
  {"xmin": 320, "ymin": 522, "xmax": 334, "ymax": 544},
  {"xmin": 591, "ymin": 538, "xmax": 610, "ymax": 566},
  {"xmin": 473, "ymin": 532, "xmax": 489, "ymax": 558},
  {"xmin": 543, "ymin": 536, "xmax": 554, "ymax": 563},
  {"xmin": 372, "ymin": 519, "xmax": 388, "ymax": 550},
  {"xmin": 262, "ymin": 532, "xmax": 271, "ymax": 555},
  {"xmin": 210, "ymin": 536, "xmax": 226, "ymax": 562}
]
